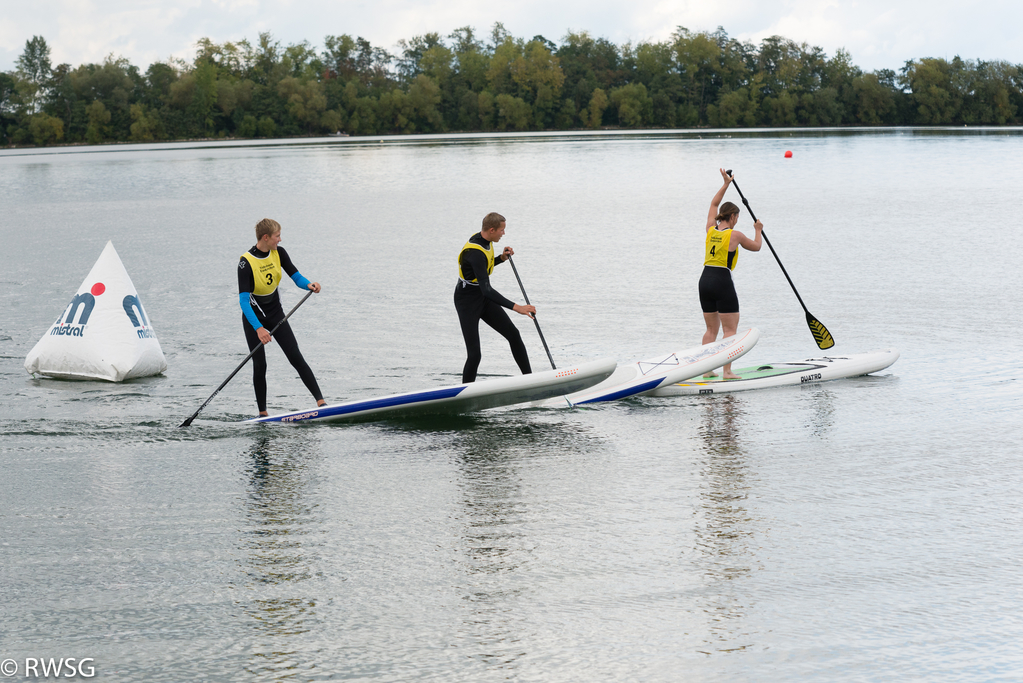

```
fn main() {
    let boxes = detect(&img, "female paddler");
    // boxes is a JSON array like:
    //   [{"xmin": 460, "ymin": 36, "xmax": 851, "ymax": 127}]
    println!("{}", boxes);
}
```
[
  {"xmin": 454, "ymin": 212, "xmax": 536, "ymax": 383},
  {"xmin": 699, "ymin": 169, "xmax": 763, "ymax": 379},
  {"xmin": 238, "ymin": 218, "xmax": 327, "ymax": 416}
]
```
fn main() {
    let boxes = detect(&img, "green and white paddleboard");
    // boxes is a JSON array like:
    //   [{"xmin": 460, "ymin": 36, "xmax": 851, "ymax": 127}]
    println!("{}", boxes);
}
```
[{"xmin": 649, "ymin": 349, "xmax": 899, "ymax": 396}]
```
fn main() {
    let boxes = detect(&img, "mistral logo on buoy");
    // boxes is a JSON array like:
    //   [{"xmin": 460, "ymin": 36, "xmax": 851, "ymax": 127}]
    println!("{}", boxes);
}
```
[
  {"xmin": 49, "ymin": 282, "xmax": 105, "ymax": 337},
  {"xmin": 123, "ymin": 294, "xmax": 156, "ymax": 339},
  {"xmin": 48, "ymin": 283, "xmax": 156, "ymax": 340}
]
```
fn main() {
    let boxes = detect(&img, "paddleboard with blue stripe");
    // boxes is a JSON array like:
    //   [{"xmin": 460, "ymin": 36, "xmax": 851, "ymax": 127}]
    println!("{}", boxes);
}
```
[
  {"xmin": 247, "ymin": 357, "xmax": 618, "ymax": 424},
  {"xmin": 539, "ymin": 328, "xmax": 760, "ymax": 407}
]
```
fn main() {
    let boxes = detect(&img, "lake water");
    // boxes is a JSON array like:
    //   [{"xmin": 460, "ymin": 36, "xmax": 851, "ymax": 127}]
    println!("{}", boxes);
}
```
[{"xmin": 2, "ymin": 128, "xmax": 1022, "ymax": 682}]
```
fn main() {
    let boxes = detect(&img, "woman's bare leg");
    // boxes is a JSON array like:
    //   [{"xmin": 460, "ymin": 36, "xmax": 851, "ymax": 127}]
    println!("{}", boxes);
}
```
[
  {"xmin": 719, "ymin": 312, "xmax": 740, "ymax": 379},
  {"xmin": 702, "ymin": 312, "xmax": 721, "ymax": 377}
]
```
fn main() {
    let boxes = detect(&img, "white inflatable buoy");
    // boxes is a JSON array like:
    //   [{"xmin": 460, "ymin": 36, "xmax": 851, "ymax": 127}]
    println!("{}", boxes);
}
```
[{"xmin": 25, "ymin": 241, "xmax": 167, "ymax": 381}]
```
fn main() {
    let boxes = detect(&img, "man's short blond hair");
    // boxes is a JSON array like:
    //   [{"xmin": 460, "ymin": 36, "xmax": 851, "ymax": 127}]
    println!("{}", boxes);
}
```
[
  {"xmin": 255, "ymin": 218, "xmax": 281, "ymax": 240},
  {"xmin": 481, "ymin": 212, "xmax": 506, "ymax": 231}
]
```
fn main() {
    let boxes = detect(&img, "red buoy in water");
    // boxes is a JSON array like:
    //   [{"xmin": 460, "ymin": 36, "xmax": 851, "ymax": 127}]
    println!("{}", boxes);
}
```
[{"xmin": 784, "ymin": 150, "xmax": 793, "ymax": 158}]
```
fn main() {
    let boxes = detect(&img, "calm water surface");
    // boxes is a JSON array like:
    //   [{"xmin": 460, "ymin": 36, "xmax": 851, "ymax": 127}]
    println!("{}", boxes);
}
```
[{"xmin": 2, "ymin": 129, "xmax": 1022, "ymax": 682}]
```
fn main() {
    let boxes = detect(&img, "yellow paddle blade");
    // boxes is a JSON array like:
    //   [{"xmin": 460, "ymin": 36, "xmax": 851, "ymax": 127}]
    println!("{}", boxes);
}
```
[{"xmin": 807, "ymin": 315, "xmax": 835, "ymax": 350}]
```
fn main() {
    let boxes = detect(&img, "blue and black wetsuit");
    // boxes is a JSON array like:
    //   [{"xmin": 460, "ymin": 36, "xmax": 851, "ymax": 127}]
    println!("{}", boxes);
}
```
[
  {"xmin": 454, "ymin": 233, "xmax": 531, "ymax": 383},
  {"xmin": 238, "ymin": 245, "xmax": 323, "ymax": 412}
]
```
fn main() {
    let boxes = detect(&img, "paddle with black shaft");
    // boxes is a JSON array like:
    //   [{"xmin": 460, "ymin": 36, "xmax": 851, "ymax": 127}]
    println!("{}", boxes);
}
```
[
  {"xmin": 179, "ymin": 290, "xmax": 314, "ymax": 427},
  {"xmin": 726, "ymin": 170, "xmax": 835, "ymax": 350},
  {"xmin": 506, "ymin": 256, "xmax": 557, "ymax": 369}
]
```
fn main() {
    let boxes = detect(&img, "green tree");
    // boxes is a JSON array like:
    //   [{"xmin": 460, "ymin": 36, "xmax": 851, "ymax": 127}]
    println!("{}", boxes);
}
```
[
  {"xmin": 449, "ymin": 26, "xmax": 489, "ymax": 92},
  {"xmin": 405, "ymin": 74, "xmax": 444, "ymax": 132},
  {"xmin": 960, "ymin": 60, "xmax": 1019, "ymax": 124},
  {"xmin": 852, "ymin": 72, "xmax": 896, "ymax": 124},
  {"xmin": 494, "ymin": 93, "xmax": 531, "ymax": 130},
  {"xmin": 671, "ymin": 27, "xmax": 752, "ymax": 124},
  {"xmin": 85, "ymin": 100, "xmax": 111, "ymax": 143},
  {"xmin": 0, "ymin": 72, "xmax": 18, "ymax": 118},
  {"xmin": 609, "ymin": 82, "xmax": 652, "ymax": 127},
  {"xmin": 67, "ymin": 56, "xmax": 139, "ymax": 140},
  {"xmin": 582, "ymin": 87, "xmax": 609, "ymax": 128},
  {"xmin": 557, "ymin": 31, "xmax": 626, "ymax": 124},
  {"xmin": 278, "ymin": 77, "xmax": 327, "ymax": 132},
  {"xmin": 478, "ymin": 90, "xmax": 496, "ymax": 130},
  {"xmin": 238, "ymin": 114, "xmax": 258, "ymax": 137},
  {"xmin": 129, "ymin": 103, "xmax": 163, "ymax": 141},
  {"xmin": 321, "ymin": 35, "xmax": 393, "ymax": 89},
  {"xmin": 143, "ymin": 63, "xmax": 178, "ymax": 109},
  {"xmin": 256, "ymin": 116, "xmax": 276, "ymax": 137},
  {"xmin": 708, "ymin": 84, "xmax": 760, "ymax": 127},
  {"xmin": 322, "ymin": 34, "xmax": 359, "ymax": 80},
  {"xmin": 283, "ymin": 40, "xmax": 322, "ymax": 79},
  {"xmin": 901, "ymin": 57, "xmax": 962, "ymax": 124},
  {"xmin": 16, "ymin": 36, "xmax": 52, "ymax": 114},
  {"xmin": 395, "ymin": 33, "xmax": 444, "ymax": 84},
  {"xmin": 633, "ymin": 40, "xmax": 682, "ymax": 127},
  {"xmin": 188, "ymin": 61, "xmax": 219, "ymax": 134},
  {"xmin": 28, "ymin": 112, "xmax": 63, "ymax": 145},
  {"xmin": 321, "ymin": 108, "xmax": 344, "ymax": 133}
]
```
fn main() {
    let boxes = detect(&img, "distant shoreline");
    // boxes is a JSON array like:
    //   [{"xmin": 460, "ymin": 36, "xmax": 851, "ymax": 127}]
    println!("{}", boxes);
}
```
[{"xmin": 5, "ymin": 125, "xmax": 1023, "ymax": 157}]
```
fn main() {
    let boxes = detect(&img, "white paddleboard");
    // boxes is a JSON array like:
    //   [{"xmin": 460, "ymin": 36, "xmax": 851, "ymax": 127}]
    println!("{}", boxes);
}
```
[
  {"xmin": 649, "ymin": 349, "xmax": 899, "ymax": 396},
  {"xmin": 539, "ymin": 328, "xmax": 760, "ymax": 407},
  {"xmin": 247, "ymin": 357, "xmax": 618, "ymax": 424}
]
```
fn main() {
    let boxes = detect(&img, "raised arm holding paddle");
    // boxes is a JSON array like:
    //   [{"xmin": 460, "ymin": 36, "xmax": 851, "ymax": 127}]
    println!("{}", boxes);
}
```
[
  {"xmin": 725, "ymin": 170, "xmax": 835, "ymax": 350},
  {"xmin": 698, "ymin": 168, "xmax": 763, "ymax": 379}
]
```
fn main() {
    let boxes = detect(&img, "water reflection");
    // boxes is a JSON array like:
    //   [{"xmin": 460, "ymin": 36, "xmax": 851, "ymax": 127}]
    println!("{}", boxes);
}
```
[
  {"xmin": 453, "ymin": 422, "xmax": 530, "ymax": 670},
  {"xmin": 238, "ymin": 430, "xmax": 321, "ymax": 678},
  {"xmin": 693, "ymin": 395, "xmax": 757, "ymax": 654},
  {"xmin": 449, "ymin": 418, "xmax": 601, "ymax": 671},
  {"xmin": 799, "ymin": 384, "xmax": 837, "ymax": 438}
]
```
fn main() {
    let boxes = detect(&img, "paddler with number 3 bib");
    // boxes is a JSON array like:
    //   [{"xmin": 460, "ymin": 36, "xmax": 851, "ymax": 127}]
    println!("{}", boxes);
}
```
[
  {"xmin": 699, "ymin": 169, "xmax": 763, "ymax": 378},
  {"xmin": 238, "ymin": 218, "xmax": 327, "ymax": 416},
  {"xmin": 455, "ymin": 212, "xmax": 536, "ymax": 383}
]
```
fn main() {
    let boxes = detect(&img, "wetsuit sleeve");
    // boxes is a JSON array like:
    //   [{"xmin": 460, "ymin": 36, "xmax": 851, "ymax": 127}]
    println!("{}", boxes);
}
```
[
  {"xmin": 275, "ymin": 247, "xmax": 311, "ymax": 288},
  {"xmin": 238, "ymin": 256, "xmax": 255, "ymax": 294},
  {"xmin": 237, "ymin": 256, "xmax": 262, "ymax": 329},
  {"xmin": 239, "ymin": 292, "xmax": 262, "ymax": 330},
  {"xmin": 463, "ymin": 249, "xmax": 516, "ymax": 309},
  {"xmin": 278, "ymin": 247, "xmax": 298, "ymax": 277}
]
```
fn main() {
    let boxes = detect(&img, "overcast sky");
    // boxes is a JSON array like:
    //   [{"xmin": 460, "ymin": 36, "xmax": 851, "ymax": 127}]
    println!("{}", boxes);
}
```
[{"xmin": 3, "ymin": 0, "xmax": 1021, "ymax": 75}]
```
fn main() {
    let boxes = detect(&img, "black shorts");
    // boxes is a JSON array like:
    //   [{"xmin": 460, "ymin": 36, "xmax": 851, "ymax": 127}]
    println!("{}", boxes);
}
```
[{"xmin": 698, "ymin": 266, "xmax": 739, "ymax": 314}]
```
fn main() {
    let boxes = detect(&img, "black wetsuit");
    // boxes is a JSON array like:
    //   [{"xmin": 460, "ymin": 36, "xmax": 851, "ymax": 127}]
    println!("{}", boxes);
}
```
[
  {"xmin": 238, "ymin": 246, "xmax": 323, "ymax": 412},
  {"xmin": 454, "ymin": 234, "xmax": 532, "ymax": 383}
]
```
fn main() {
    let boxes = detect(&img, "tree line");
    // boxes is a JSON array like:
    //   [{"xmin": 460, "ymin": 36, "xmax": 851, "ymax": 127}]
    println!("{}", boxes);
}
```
[{"xmin": 3, "ymin": 25, "xmax": 1022, "ymax": 147}]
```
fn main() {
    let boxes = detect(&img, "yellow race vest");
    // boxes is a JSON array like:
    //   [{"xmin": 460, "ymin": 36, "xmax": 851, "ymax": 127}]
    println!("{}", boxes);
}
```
[
  {"xmin": 241, "ymin": 250, "xmax": 282, "ymax": 296},
  {"xmin": 457, "ymin": 239, "xmax": 495, "ymax": 283},
  {"xmin": 704, "ymin": 227, "xmax": 737, "ymax": 271}
]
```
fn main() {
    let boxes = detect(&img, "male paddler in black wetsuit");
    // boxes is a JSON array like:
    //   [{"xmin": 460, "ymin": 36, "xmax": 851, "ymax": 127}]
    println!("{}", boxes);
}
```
[
  {"xmin": 454, "ymin": 212, "xmax": 536, "ymax": 383},
  {"xmin": 238, "ymin": 218, "xmax": 327, "ymax": 417}
]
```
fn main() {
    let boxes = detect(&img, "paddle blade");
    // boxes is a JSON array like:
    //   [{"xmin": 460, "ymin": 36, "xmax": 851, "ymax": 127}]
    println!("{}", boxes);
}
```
[{"xmin": 806, "ymin": 313, "xmax": 835, "ymax": 350}]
